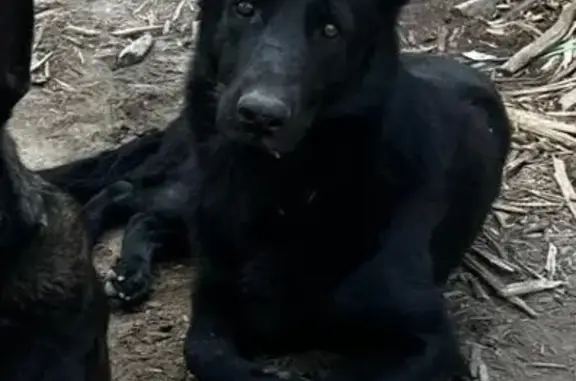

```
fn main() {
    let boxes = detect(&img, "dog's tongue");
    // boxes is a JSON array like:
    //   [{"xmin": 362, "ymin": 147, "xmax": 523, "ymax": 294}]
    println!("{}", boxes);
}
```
[{"xmin": 261, "ymin": 136, "xmax": 282, "ymax": 159}]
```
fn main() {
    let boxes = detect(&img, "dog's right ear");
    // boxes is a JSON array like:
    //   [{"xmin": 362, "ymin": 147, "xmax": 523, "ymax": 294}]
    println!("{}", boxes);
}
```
[
  {"xmin": 376, "ymin": 0, "xmax": 410, "ymax": 14},
  {"xmin": 0, "ymin": 0, "xmax": 34, "ymax": 118}
]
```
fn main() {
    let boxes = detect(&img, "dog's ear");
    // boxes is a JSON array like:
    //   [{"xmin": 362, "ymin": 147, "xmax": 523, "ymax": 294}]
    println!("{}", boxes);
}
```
[
  {"xmin": 377, "ymin": 0, "xmax": 410, "ymax": 13},
  {"xmin": 0, "ymin": 0, "xmax": 34, "ymax": 117}
]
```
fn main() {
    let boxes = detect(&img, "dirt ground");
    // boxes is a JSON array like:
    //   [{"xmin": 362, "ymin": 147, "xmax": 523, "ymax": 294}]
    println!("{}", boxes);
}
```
[{"xmin": 11, "ymin": 0, "xmax": 576, "ymax": 380}]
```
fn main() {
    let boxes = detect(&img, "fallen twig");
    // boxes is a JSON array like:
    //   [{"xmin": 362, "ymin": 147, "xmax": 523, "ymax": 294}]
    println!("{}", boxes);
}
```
[
  {"xmin": 65, "ymin": 24, "xmax": 101, "ymax": 37},
  {"xmin": 507, "ymin": 107, "xmax": 576, "ymax": 135},
  {"xmin": 507, "ymin": 107, "xmax": 576, "ymax": 148},
  {"xmin": 529, "ymin": 362, "xmax": 569, "ymax": 370},
  {"xmin": 463, "ymin": 255, "xmax": 538, "ymax": 318},
  {"xmin": 492, "ymin": 201, "xmax": 528, "ymax": 214},
  {"xmin": 470, "ymin": 247, "xmax": 517, "ymax": 273},
  {"xmin": 552, "ymin": 157, "xmax": 576, "ymax": 222},
  {"xmin": 500, "ymin": 279, "xmax": 564, "ymax": 297},
  {"xmin": 500, "ymin": 0, "xmax": 576, "ymax": 74},
  {"xmin": 512, "ymin": 257, "xmax": 545, "ymax": 280},
  {"xmin": 111, "ymin": 25, "xmax": 163, "ymax": 37},
  {"xmin": 464, "ymin": 273, "xmax": 491, "ymax": 300},
  {"xmin": 30, "ymin": 51, "xmax": 53, "ymax": 72},
  {"xmin": 483, "ymin": 231, "xmax": 510, "ymax": 261}
]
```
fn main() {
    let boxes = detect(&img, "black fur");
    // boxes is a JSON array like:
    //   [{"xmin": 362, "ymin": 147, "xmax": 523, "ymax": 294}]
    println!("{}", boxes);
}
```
[
  {"xmin": 40, "ymin": 0, "xmax": 512, "ymax": 380},
  {"xmin": 0, "ymin": 0, "xmax": 111, "ymax": 379}
]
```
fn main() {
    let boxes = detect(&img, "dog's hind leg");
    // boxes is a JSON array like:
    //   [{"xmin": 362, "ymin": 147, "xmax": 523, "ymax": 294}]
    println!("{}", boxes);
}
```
[
  {"xmin": 96, "ymin": 172, "xmax": 198, "ymax": 307},
  {"xmin": 83, "ymin": 180, "xmax": 137, "ymax": 244},
  {"xmin": 94, "ymin": 154, "xmax": 201, "ymax": 307}
]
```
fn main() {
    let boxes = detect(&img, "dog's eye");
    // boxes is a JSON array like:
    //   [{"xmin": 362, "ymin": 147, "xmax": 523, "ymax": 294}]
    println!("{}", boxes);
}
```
[
  {"xmin": 235, "ymin": 1, "xmax": 255, "ymax": 17},
  {"xmin": 322, "ymin": 23, "xmax": 339, "ymax": 38}
]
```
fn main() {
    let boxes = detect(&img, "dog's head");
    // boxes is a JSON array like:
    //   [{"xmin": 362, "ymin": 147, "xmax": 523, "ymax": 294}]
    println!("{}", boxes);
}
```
[
  {"xmin": 199, "ymin": 0, "xmax": 408, "ymax": 157},
  {"xmin": 0, "ymin": 0, "xmax": 34, "ymax": 126}
]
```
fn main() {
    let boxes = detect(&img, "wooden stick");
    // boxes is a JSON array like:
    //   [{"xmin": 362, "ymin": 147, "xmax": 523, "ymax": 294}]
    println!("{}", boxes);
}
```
[
  {"xmin": 463, "ymin": 255, "xmax": 538, "ymax": 318},
  {"xmin": 453, "ymin": 0, "xmax": 499, "ymax": 18},
  {"xmin": 500, "ymin": 0, "xmax": 576, "ymax": 74},
  {"xmin": 552, "ymin": 157, "xmax": 576, "ymax": 223}
]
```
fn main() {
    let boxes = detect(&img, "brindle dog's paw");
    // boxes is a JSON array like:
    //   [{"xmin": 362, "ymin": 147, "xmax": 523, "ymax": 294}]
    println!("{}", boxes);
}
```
[{"xmin": 103, "ymin": 257, "xmax": 152, "ymax": 307}]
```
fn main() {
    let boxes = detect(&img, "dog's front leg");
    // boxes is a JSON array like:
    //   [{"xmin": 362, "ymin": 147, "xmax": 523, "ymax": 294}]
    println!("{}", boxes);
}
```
[
  {"xmin": 328, "ymin": 187, "xmax": 466, "ymax": 381},
  {"xmin": 185, "ymin": 282, "xmax": 303, "ymax": 381}
]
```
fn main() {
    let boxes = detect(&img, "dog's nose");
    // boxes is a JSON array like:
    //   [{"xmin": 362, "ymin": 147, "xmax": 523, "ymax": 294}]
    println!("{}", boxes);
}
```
[{"xmin": 237, "ymin": 91, "xmax": 290, "ymax": 133}]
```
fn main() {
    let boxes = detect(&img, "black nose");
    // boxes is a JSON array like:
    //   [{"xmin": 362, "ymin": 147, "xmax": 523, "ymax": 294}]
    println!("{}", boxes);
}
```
[{"xmin": 237, "ymin": 91, "xmax": 290, "ymax": 133}]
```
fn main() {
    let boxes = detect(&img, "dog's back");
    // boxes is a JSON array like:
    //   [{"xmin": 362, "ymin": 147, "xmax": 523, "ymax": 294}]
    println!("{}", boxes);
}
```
[{"xmin": 0, "ymin": 0, "xmax": 111, "ymax": 379}]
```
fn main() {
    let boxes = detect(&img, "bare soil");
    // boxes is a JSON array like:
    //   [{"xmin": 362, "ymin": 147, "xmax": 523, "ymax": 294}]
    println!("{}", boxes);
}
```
[{"xmin": 11, "ymin": 0, "xmax": 576, "ymax": 380}]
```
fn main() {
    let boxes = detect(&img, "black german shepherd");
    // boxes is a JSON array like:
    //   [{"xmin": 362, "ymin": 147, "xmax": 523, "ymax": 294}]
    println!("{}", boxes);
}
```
[
  {"xmin": 40, "ymin": 0, "xmax": 512, "ymax": 380},
  {"xmin": 0, "ymin": 0, "xmax": 111, "ymax": 379}
]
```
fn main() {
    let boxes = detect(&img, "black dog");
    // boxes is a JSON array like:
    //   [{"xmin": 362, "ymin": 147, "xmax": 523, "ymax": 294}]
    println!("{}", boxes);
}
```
[
  {"xmin": 40, "ymin": 0, "xmax": 512, "ymax": 379},
  {"xmin": 0, "ymin": 0, "xmax": 111, "ymax": 380}
]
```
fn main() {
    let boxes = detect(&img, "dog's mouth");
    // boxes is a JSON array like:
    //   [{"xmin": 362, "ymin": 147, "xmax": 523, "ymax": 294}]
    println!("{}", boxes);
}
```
[
  {"xmin": 218, "ymin": 128, "xmax": 284, "ymax": 158},
  {"xmin": 260, "ymin": 135, "xmax": 283, "ymax": 159}
]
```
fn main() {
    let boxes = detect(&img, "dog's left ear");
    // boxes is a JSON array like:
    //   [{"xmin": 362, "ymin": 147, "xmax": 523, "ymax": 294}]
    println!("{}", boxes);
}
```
[{"xmin": 0, "ymin": 0, "xmax": 35, "ymax": 116}]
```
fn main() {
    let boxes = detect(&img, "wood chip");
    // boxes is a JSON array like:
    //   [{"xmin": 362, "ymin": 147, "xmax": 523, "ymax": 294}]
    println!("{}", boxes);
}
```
[
  {"xmin": 552, "ymin": 156, "xmax": 576, "ymax": 222},
  {"xmin": 492, "ymin": 201, "xmax": 528, "ymax": 214},
  {"xmin": 117, "ymin": 33, "xmax": 154, "ymax": 68},
  {"xmin": 453, "ymin": 0, "xmax": 499, "ymax": 18},
  {"xmin": 65, "ymin": 24, "xmax": 101, "ymax": 37},
  {"xmin": 508, "ymin": 107, "xmax": 576, "ymax": 135},
  {"xmin": 171, "ymin": 0, "xmax": 187, "ymax": 23},
  {"xmin": 559, "ymin": 87, "xmax": 576, "ymax": 110},
  {"xmin": 111, "ymin": 25, "xmax": 163, "ymax": 37},
  {"xmin": 461, "ymin": 50, "xmax": 504, "ymax": 62},
  {"xmin": 478, "ymin": 363, "xmax": 490, "ymax": 381},
  {"xmin": 545, "ymin": 242, "xmax": 558, "ymax": 279},
  {"xmin": 511, "ymin": 118, "xmax": 576, "ymax": 149},
  {"xmin": 469, "ymin": 343, "xmax": 485, "ymax": 378},
  {"xmin": 500, "ymin": 0, "xmax": 576, "ymax": 74},
  {"xmin": 500, "ymin": 279, "xmax": 564, "ymax": 297}
]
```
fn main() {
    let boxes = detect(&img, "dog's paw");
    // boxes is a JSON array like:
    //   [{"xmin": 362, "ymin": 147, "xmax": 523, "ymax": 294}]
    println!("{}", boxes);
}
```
[{"xmin": 103, "ymin": 258, "xmax": 152, "ymax": 307}]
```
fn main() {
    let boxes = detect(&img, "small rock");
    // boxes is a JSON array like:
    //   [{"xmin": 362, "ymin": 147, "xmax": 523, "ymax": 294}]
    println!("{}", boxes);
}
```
[
  {"xmin": 147, "ymin": 301, "xmax": 162, "ymax": 308},
  {"xmin": 117, "ymin": 33, "xmax": 154, "ymax": 68}
]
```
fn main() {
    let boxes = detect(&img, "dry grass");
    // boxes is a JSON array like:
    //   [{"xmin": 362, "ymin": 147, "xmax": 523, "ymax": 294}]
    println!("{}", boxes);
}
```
[{"xmin": 398, "ymin": 1, "xmax": 576, "ymax": 379}]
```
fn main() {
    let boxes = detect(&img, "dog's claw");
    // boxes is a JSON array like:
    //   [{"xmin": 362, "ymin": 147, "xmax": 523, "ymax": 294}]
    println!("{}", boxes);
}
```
[
  {"xmin": 101, "ymin": 257, "xmax": 153, "ymax": 306},
  {"xmin": 103, "ymin": 281, "xmax": 118, "ymax": 297}
]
